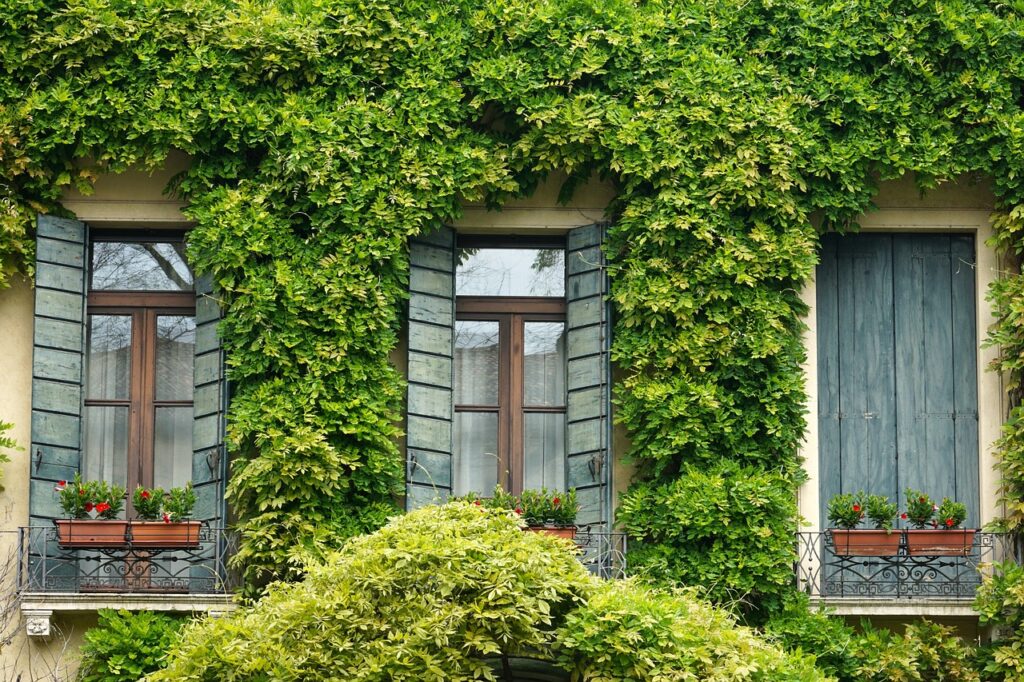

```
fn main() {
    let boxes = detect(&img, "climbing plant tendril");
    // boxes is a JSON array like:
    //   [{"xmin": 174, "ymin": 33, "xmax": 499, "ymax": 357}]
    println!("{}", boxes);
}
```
[{"xmin": 1, "ymin": 0, "xmax": 1023, "ymax": 611}]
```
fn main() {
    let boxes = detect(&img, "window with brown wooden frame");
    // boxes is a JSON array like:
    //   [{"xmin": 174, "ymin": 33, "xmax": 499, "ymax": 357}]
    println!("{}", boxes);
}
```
[
  {"xmin": 453, "ymin": 238, "xmax": 567, "ymax": 496},
  {"xmin": 82, "ymin": 234, "xmax": 196, "ymax": 509}
]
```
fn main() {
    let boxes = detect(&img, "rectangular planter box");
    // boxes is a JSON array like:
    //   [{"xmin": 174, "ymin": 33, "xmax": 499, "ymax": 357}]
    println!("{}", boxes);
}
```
[
  {"xmin": 54, "ymin": 519, "xmax": 129, "ymax": 548},
  {"xmin": 905, "ymin": 529, "xmax": 976, "ymax": 556},
  {"xmin": 830, "ymin": 529, "xmax": 901, "ymax": 556},
  {"xmin": 526, "ymin": 526, "xmax": 577, "ymax": 541},
  {"xmin": 128, "ymin": 521, "xmax": 202, "ymax": 548}
]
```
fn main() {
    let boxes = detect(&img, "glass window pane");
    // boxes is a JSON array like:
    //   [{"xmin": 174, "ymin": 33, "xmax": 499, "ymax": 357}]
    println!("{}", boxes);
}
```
[
  {"xmin": 456, "ymin": 248, "xmax": 564, "ymax": 297},
  {"xmin": 454, "ymin": 321, "xmax": 499, "ymax": 406},
  {"xmin": 83, "ymin": 406, "xmax": 129, "ymax": 488},
  {"xmin": 524, "ymin": 322, "xmax": 565, "ymax": 407},
  {"xmin": 153, "ymin": 407, "xmax": 193, "ymax": 490},
  {"xmin": 453, "ymin": 412, "xmax": 499, "ymax": 496},
  {"xmin": 156, "ymin": 316, "xmax": 196, "ymax": 401},
  {"xmin": 523, "ymin": 413, "xmax": 565, "ymax": 491},
  {"xmin": 86, "ymin": 315, "xmax": 132, "ymax": 400},
  {"xmin": 90, "ymin": 241, "xmax": 193, "ymax": 291}
]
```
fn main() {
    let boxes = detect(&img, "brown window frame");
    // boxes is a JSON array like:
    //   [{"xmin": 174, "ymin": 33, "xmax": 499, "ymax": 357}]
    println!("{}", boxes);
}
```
[
  {"xmin": 84, "ymin": 232, "xmax": 195, "ymax": 505},
  {"xmin": 454, "ymin": 235, "xmax": 567, "ymax": 495}
]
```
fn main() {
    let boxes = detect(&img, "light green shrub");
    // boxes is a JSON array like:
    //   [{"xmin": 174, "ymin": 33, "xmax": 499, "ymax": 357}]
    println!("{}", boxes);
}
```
[
  {"xmin": 555, "ymin": 581, "xmax": 825, "ymax": 681},
  {"xmin": 79, "ymin": 610, "xmax": 185, "ymax": 682},
  {"xmin": 848, "ymin": 620, "xmax": 980, "ymax": 682},
  {"xmin": 152, "ymin": 503, "xmax": 825, "ymax": 681}
]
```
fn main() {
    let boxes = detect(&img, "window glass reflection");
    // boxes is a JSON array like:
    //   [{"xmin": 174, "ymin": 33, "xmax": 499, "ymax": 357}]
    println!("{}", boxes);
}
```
[
  {"xmin": 523, "ymin": 322, "xmax": 565, "ymax": 407},
  {"xmin": 86, "ymin": 315, "xmax": 132, "ymax": 400},
  {"xmin": 456, "ymin": 248, "xmax": 564, "ymax": 297},
  {"xmin": 454, "ymin": 321, "xmax": 499, "ymax": 406},
  {"xmin": 91, "ymin": 242, "xmax": 193, "ymax": 291},
  {"xmin": 156, "ymin": 316, "xmax": 196, "ymax": 401}
]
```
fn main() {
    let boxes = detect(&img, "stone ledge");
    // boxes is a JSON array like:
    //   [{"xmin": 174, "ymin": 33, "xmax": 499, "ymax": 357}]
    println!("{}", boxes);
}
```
[
  {"xmin": 20, "ymin": 593, "xmax": 237, "ymax": 637},
  {"xmin": 812, "ymin": 598, "xmax": 978, "ymax": 618}
]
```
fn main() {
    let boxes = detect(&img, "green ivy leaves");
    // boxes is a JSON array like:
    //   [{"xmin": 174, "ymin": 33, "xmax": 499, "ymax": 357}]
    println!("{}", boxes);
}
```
[{"xmin": 1, "ymin": 0, "xmax": 1024, "ymax": 609}]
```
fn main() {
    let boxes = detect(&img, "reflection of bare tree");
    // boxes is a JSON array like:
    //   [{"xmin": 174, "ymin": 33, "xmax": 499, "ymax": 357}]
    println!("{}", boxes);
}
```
[
  {"xmin": 0, "ymin": 530, "xmax": 77, "ymax": 681},
  {"xmin": 455, "ymin": 249, "xmax": 564, "ymax": 297},
  {"xmin": 91, "ymin": 242, "xmax": 191, "ymax": 291}
]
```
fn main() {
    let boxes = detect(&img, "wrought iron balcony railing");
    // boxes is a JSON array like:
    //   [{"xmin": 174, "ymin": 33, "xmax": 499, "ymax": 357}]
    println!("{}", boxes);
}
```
[
  {"xmin": 573, "ymin": 525, "xmax": 627, "ymax": 579},
  {"xmin": 18, "ymin": 524, "xmax": 239, "ymax": 595},
  {"xmin": 795, "ymin": 531, "xmax": 1022, "ymax": 600}
]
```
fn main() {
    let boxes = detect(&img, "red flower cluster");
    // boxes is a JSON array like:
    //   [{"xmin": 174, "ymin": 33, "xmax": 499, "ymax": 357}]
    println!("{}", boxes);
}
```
[
  {"xmin": 552, "ymin": 497, "xmax": 561, "ymax": 507},
  {"xmin": 84, "ymin": 502, "xmax": 94, "ymax": 512},
  {"xmin": 141, "ymin": 490, "xmax": 151, "ymax": 500},
  {"xmin": 852, "ymin": 504, "xmax": 861, "ymax": 513},
  {"xmin": 945, "ymin": 518, "xmax": 955, "ymax": 527},
  {"xmin": 95, "ymin": 501, "xmax": 111, "ymax": 514}
]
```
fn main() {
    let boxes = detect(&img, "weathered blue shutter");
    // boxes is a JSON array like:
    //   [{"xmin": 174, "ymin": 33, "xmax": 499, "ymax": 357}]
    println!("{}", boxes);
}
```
[
  {"xmin": 565, "ymin": 223, "xmax": 611, "ymax": 528},
  {"xmin": 30, "ymin": 215, "xmax": 88, "ymax": 524},
  {"xmin": 817, "ymin": 233, "xmax": 979, "ymax": 526},
  {"xmin": 817, "ymin": 234, "xmax": 898, "ymax": 523},
  {"xmin": 893, "ymin": 234, "xmax": 979, "ymax": 525},
  {"xmin": 192, "ymin": 274, "xmax": 227, "ymax": 524},
  {"xmin": 405, "ymin": 227, "xmax": 455, "ymax": 509}
]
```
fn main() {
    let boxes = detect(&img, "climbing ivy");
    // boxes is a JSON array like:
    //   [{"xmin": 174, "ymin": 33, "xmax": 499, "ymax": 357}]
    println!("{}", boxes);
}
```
[{"xmin": 1, "ymin": 0, "xmax": 1023, "ymax": 608}]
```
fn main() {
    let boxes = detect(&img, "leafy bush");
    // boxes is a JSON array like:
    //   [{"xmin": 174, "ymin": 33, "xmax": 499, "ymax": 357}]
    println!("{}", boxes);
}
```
[
  {"xmin": 847, "ymin": 620, "xmax": 980, "ymax": 682},
  {"xmin": 974, "ymin": 561, "xmax": 1024, "ymax": 681},
  {"xmin": 763, "ymin": 593, "xmax": 858, "ymax": 679},
  {"xmin": 78, "ymin": 610, "xmax": 184, "ymax": 682},
  {"xmin": 154, "ymin": 503, "xmax": 822, "ymax": 681},
  {"xmin": 618, "ymin": 461, "xmax": 799, "ymax": 612},
  {"xmin": 556, "ymin": 581, "xmax": 823, "ymax": 681}
]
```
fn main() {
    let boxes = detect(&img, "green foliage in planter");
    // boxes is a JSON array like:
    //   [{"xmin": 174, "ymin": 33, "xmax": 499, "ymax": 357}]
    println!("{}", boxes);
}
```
[
  {"xmin": 865, "ymin": 495, "xmax": 898, "ymax": 532},
  {"xmin": 617, "ymin": 461, "xmax": 800, "ymax": 612},
  {"xmin": 78, "ymin": 609, "xmax": 184, "ymax": 682},
  {"xmin": 2, "ymin": 0, "xmax": 1024, "ymax": 605},
  {"xmin": 153, "ymin": 503, "xmax": 823, "ymax": 681},
  {"xmin": 827, "ymin": 492, "xmax": 866, "ymax": 530}
]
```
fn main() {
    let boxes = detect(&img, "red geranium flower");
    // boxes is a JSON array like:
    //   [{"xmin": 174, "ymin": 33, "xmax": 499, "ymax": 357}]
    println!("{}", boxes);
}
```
[
  {"xmin": 514, "ymin": 508, "xmax": 522, "ymax": 515},
  {"xmin": 79, "ymin": 488, "xmax": 87, "ymax": 496},
  {"xmin": 945, "ymin": 518, "xmax": 955, "ymax": 527},
  {"xmin": 141, "ymin": 490, "xmax": 150, "ymax": 499},
  {"xmin": 852, "ymin": 504, "xmax": 861, "ymax": 512},
  {"xmin": 162, "ymin": 513, "xmax": 171, "ymax": 523},
  {"xmin": 900, "ymin": 512, "xmax": 908, "ymax": 519},
  {"xmin": 84, "ymin": 502, "xmax": 94, "ymax": 512},
  {"xmin": 552, "ymin": 497, "xmax": 561, "ymax": 506},
  {"xmin": 95, "ymin": 502, "xmax": 110, "ymax": 514},
  {"xmin": 57, "ymin": 480, "xmax": 66, "ymax": 487},
  {"xmin": 473, "ymin": 500, "xmax": 481, "ymax": 506}
]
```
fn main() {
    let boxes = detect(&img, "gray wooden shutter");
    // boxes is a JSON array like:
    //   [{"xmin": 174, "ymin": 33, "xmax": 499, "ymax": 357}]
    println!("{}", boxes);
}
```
[
  {"xmin": 405, "ymin": 227, "xmax": 456, "ymax": 509},
  {"xmin": 893, "ymin": 234, "xmax": 979, "ymax": 525},
  {"xmin": 193, "ymin": 274, "xmax": 227, "ymax": 524},
  {"xmin": 565, "ymin": 223, "xmax": 611, "ymax": 528},
  {"xmin": 29, "ymin": 215, "xmax": 88, "ymax": 524},
  {"xmin": 817, "ymin": 233, "xmax": 979, "ymax": 527}
]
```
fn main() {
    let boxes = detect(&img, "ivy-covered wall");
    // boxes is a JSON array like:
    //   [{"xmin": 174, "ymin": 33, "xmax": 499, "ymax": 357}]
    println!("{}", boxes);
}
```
[{"xmin": 2, "ymin": 0, "xmax": 1024, "ymax": 614}]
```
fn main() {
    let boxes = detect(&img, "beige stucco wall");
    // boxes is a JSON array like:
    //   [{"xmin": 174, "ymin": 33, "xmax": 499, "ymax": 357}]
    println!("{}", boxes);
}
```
[{"xmin": 798, "ymin": 174, "xmax": 1003, "ymax": 532}]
